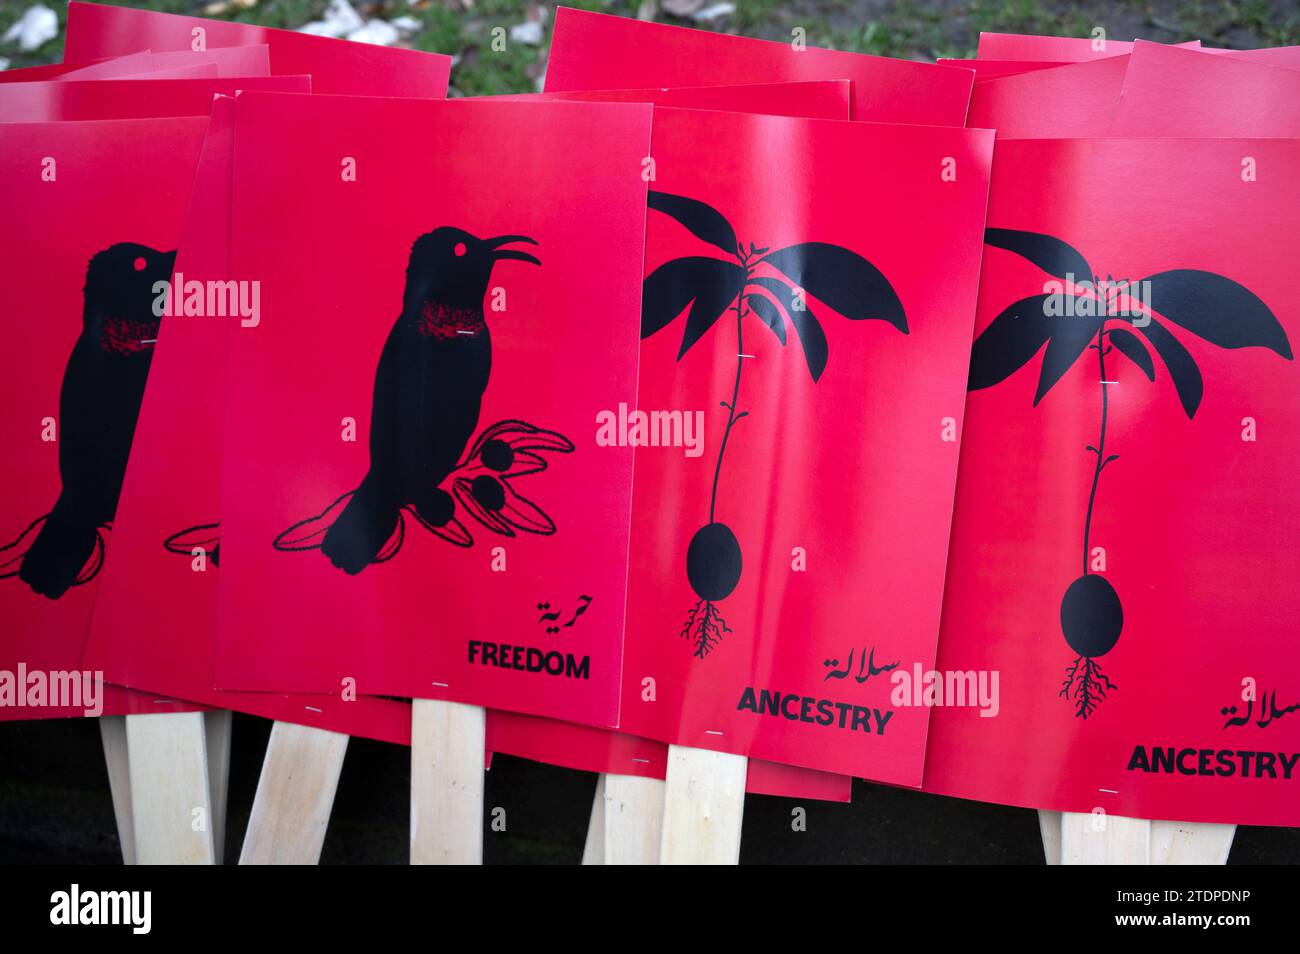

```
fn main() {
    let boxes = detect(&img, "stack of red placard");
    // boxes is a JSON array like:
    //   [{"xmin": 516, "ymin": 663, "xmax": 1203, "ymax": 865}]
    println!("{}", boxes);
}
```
[{"xmin": 2, "ymin": 3, "xmax": 1297, "ymax": 855}]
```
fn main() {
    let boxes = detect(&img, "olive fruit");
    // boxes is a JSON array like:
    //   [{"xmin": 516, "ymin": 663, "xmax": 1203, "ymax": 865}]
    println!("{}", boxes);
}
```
[
  {"xmin": 686, "ymin": 522, "xmax": 742, "ymax": 602},
  {"xmin": 471, "ymin": 475, "xmax": 506, "ymax": 512},
  {"xmin": 1060, "ymin": 574, "xmax": 1123, "ymax": 658}
]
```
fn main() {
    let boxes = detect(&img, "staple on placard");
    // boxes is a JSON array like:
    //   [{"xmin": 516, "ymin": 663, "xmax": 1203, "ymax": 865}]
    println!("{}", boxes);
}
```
[
  {"xmin": 431, "ymin": 681, "xmax": 449, "ymax": 687},
  {"xmin": 705, "ymin": 730, "xmax": 723, "ymax": 735},
  {"xmin": 1099, "ymin": 788, "xmax": 1119, "ymax": 794},
  {"xmin": 304, "ymin": 706, "xmax": 322, "ymax": 713}
]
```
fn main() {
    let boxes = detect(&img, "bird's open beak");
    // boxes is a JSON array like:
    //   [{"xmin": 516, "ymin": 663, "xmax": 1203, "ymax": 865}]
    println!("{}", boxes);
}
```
[{"xmin": 486, "ymin": 234, "xmax": 541, "ymax": 266}]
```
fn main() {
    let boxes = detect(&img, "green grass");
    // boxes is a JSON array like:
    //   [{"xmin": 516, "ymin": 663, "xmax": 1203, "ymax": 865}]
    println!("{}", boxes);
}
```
[{"xmin": 1, "ymin": 0, "xmax": 1296, "ymax": 90}]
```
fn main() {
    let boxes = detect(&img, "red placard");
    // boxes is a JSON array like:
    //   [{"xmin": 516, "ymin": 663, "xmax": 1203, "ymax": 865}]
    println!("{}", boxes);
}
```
[
  {"xmin": 114, "ymin": 64, "xmax": 221, "ymax": 81},
  {"xmin": 544, "ymin": 7, "xmax": 972, "ymax": 125},
  {"xmin": 82, "ymin": 96, "xmax": 411, "ymax": 743},
  {"xmin": 921, "ymin": 138, "xmax": 1300, "ymax": 827},
  {"xmin": 213, "ymin": 94, "xmax": 652, "ymax": 730},
  {"xmin": 0, "ymin": 51, "xmax": 156, "ymax": 82},
  {"xmin": 483, "ymin": 81, "xmax": 853, "ymax": 797},
  {"xmin": 0, "ymin": 75, "xmax": 311, "ymax": 122},
  {"xmin": 64, "ymin": 1, "xmax": 450, "ymax": 97},
  {"xmin": 1203, "ymin": 46, "xmax": 1300, "ymax": 70},
  {"xmin": 147, "ymin": 45, "xmax": 271, "ymax": 78},
  {"xmin": 487, "ymin": 710, "xmax": 851, "ymax": 801},
  {"xmin": 502, "ymin": 79, "xmax": 850, "ymax": 120},
  {"xmin": 611, "ymin": 108, "xmax": 993, "ymax": 784},
  {"xmin": 936, "ymin": 59, "xmax": 1075, "ymax": 81},
  {"xmin": 1111, "ymin": 41, "xmax": 1300, "ymax": 137},
  {"xmin": 977, "ymin": 32, "xmax": 1197, "ymax": 60},
  {"xmin": 966, "ymin": 56, "xmax": 1128, "ymax": 138},
  {"xmin": 0, "ymin": 118, "xmax": 210, "ymax": 720}
]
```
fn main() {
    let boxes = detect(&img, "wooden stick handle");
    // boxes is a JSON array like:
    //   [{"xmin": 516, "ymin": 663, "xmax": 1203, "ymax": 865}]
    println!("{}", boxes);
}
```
[
  {"xmin": 582, "ymin": 775, "xmax": 606, "ymax": 865},
  {"xmin": 1038, "ymin": 810, "xmax": 1061, "ymax": 864},
  {"xmin": 1054, "ymin": 810, "xmax": 1235, "ymax": 864},
  {"xmin": 410, "ymin": 699, "xmax": 486, "ymax": 864},
  {"xmin": 1150, "ymin": 820, "xmax": 1236, "ymax": 864},
  {"xmin": 126, "ymin": 711, "xmax": 216, "ymax": 864},
  {"xmin": 659, "ymin": 745, "xmax": 747, "ymax": 864},
  {"xmin": 240, "ymin": 721, "xmax": 349, "ymax": 864},
  {"xmin": 99, "ymin": 715, "xmax": 135, "ymax": 865},
  {"xmin": 205, "ymin": 710, "xmax": 233, "ymax": 864},
  {"xmin": 604, "ymin": 773, "xmax": 665, "ymax": 865}
]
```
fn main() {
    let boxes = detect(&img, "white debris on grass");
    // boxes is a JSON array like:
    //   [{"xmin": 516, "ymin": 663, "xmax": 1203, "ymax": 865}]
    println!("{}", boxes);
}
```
[
  {"xmin": 390, "ymin": 15, "xmax": 422, "ymax": 34},
  {"xmin": 692, "ymin": 2, "xmax": 735, "ymax": 22},
  {"xmin": 346, "ymin": 19, "xmax": 401, "ymax": 46},
  {"xmin": 509, "ymin": 21, "xmax": 544, "ymax": 46},
  {"xmin": 2, "ymin": 5, "xmax": 59, "ymax": 53},
  {"xmin": 298, "ymin": 0, "xmax": 365, "ymax": 39}
]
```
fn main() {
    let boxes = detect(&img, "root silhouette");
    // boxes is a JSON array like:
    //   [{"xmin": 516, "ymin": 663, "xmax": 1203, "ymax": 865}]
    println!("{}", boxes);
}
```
[
  {"xmin": 681, "ymin": 598, "xmax": 731, "ymax": 658},
  {"xmin": 1060, "ymin": 655, "xmax": 1116, "ymax": 719}
]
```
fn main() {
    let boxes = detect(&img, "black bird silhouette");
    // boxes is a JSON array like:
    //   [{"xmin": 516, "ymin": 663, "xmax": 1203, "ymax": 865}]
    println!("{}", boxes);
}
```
[
  {"xmin": 5, "ymin": 243, "xmax": 176, "ymax": 599},
  {"xmin": 319, "ymin": 228, "xmax": 540, "ymax": 574}
]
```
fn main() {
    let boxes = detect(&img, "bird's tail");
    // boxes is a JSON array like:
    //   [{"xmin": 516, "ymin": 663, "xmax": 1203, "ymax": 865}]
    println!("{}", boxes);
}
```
[
  {"xmin": 275, "ymin": 484, "xmax": 403, "ymax": 575},
  {"xmin": 4, "ymin": 507, "xmax": 105, "ymax": 599}
]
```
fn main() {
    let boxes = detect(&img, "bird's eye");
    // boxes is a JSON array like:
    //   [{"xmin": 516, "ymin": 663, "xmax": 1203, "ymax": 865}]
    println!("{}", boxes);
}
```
[
  {"xmin": 453, "ymin": 242, "xmax": 467, "ymax": 257},
  {"xmin": 133, "ymin": 256, "xmax": 147, "ymax": 271}
]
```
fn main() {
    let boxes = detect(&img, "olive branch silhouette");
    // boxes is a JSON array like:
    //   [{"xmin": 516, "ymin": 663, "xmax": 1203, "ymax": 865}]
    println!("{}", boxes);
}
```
[
  {"xmin": 642, "ymin": 191, "xmax": 906, "ymax": 657},
  {"xmin": 164, "ymin": 419, "xmax": 573, "ymax": 565},
  {"xmin": 969, "ymin": 228, "xmax": 1292, "ymax": 717}
]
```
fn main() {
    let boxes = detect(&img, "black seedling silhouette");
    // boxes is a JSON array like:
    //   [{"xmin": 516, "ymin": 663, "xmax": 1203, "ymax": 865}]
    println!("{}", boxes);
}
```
[
  {"xmin": 274, "ymin": 228, "xmax": 574, "ymax": 572},
  {"xmin": 1, "ymin": 243, "xmax": 176, "ymax": 599},
  {"xmin": 642, "ymin": 192, "xmax": 906, "ymax": 658},
  {"xmin": 969, "ymin": 228, "xmax": 1292, "ymax": 718}
]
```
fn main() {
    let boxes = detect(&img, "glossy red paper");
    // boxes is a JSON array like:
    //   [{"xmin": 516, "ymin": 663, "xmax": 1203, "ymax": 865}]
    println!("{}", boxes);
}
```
[
  {"xmin": 966, "ymin": 56, "xmax": 1128, "ymax": 138},
  {"xmin": 0, "ymin": 51, "xmax": 155, "ymax": 82},
  {"xmin": 976, "ymin": 32, "xmax": 1198, "ymax": 61},
  {"xmin": 81, "ymin": 97, "xmax": 411, "ymax": 743},
  {"xmin": 544, "ymin": 7, "xmax": 972, "ymax": 125},
  {"xmin": 921, "ymin": 138, "xmax": 1300, "ymax": 827},
  {"xmin": 0, "ymin": 75, "xmax": 310, "ymax": 122},
  {"xmin": 503, "ymin": 79, "xmax": 851, "ymax": 120},
  {"xmin": 613, "ymin": 108, "xmax": 994, "ymax": 784},
  {"xmin": 0, "ymin": 47, "xmax": 268, "ymax": 83},
  {"xmin": 147, "ymin": 45, "xmax": 272, "ymax": 78},
  {"xmin": 936, "ymin": 59, "xmax": 1075, "ymax": 81},
  {"xmin": 1111, "ymin": 41, "xmax": 1300, "ymax": 137},
  {"xmin": 0, "ymin": 118, "xmax": 210, "ymax": 720},
  {"xmin": 64, "ymin": 0, "xmax": 449, "ymax": 97},
  {"xmin": 213, "ymin": 94, "xmax": 652, "ymax": 729},
  {"xmin": 482, "ymin": 81, "xmax": 856, "ymax": 798},
  {"xmin": 114, "ymin": 63, "xmax": 221, "ymax": 81},
  {"xmin": 487, "ymin": 711, "xmax": 851, "ymax": 801},
  {"xmin": 1204, "ymin": 45, "xmax": 1300, "ymax": 70}
]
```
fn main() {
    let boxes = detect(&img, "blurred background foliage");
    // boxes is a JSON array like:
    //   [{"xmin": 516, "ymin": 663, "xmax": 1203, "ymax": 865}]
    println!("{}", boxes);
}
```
[{"xmin": 1, "ymin": 0, "xmax": 1297, "ymax": 95}]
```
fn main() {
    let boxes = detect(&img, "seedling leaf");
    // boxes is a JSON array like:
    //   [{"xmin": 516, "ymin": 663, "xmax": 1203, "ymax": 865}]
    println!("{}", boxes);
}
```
[
  {"xmin": 1144, "ymin": 269, "xmax": 1293, "ymax": 359},
  {"xmin": 648, "ymin": 191, "xmax": 739, "ymax": 256},
  {"xmin": 761, "ymin": 242, "xmax": 906, "ymax": 332}
]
